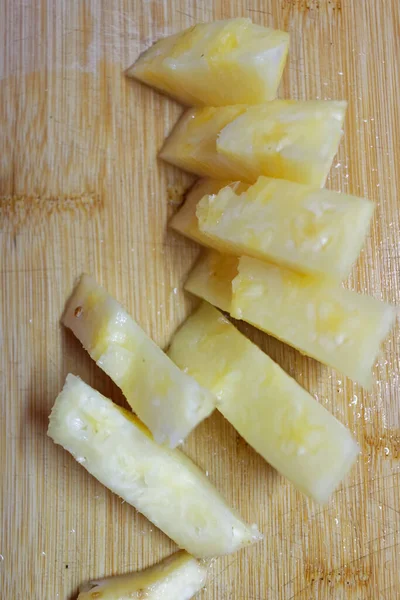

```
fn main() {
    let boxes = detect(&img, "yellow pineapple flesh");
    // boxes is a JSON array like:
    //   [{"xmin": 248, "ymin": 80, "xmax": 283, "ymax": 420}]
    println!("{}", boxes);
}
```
[
  {"xmin": 126, "ymin": 19, "xmax": 289, "ymax": 106},
  {"xmin": 232, "ymin": 257, "xmax": 397, "ymax": 388},
  {"xmin": 217, "ymin": 100, "xmax": 347, "ymax": 186},
  {"xmin": 48, "ymin": 375, "xmax": 262, "ymax": 558},
  {"xmin": 170, "ymin": 178, "xmax": 250, "ymax": 248},
  {"xmin": 196, "ymin": 176, "xmax": 374, "ymax": 280},
  {"xmin": 184, "ymin": 250, "xmax": 238, "ymax": 312},
  {"xmin": 62, "ymin": 275, "xmax": 216, "ymax": 448},
  {"xmin": 78, "ymin": 551, "xmax": 208, "ymax": 600},
  {"xmin": 168, "ymin": 303, "xmax": 359, "ymax": 504},
  {"xmin": 160, "ymin": 101, "xmax": 346, "ymax": 185},
  {"xmin": 160, "ymin": 106, "xmax": 247, "ymax": 179}
]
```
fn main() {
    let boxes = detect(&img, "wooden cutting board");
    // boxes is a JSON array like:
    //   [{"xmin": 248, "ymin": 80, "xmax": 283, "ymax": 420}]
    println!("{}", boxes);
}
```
[{"xmin": 1, "ymin": 1, "xmax": 399, "ymax": 598}]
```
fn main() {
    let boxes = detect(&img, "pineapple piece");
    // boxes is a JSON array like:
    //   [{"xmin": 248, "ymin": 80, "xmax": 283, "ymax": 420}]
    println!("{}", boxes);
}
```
[
  {"xmin": 160, "ymin": 106, "xmax": 247, "ymax": 180},
  {"xmin": 232, "ymin": 257, "xmax": 397, "ymax": 388},
  {"xmin": 168, "ymin": 303, "xmax": 360, "ymax": 504},
  {"xmin": 160, "ymin": 101, "xmax": 346, "ymax": 185},
  {"xmin": 196, "ymin": 176, "xmax": 374, "ymax": 280},
  {"xmin": 49, "ymin": 375, "xmax": 262, "ymax": 558},
  {"xmin": 62, "ymin": 275, "xmax": 216, "ymax": 448},
  {"xmin": 217, "ymin": 100, "xmax": 347, "ymax": 186},
  {"xmin": 184, "ymin": 250, "xmax": 238, "ymax": 312},
  {"xmin": 126, "ymin": 19, "xmax": 289, "ymax": 106},
  {"xmin": 78, "ymin": 550, "xmax": 207, "ymax": 600},
  {"xmin": 170, "ymin": 178, "xmax": 246, "ymax": 246}
]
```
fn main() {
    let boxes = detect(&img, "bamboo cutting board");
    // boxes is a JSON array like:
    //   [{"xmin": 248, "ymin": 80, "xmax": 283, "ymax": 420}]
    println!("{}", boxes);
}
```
[{"xmin": 1, "ymin": 1, "xmax": 399, "ymax": 599}]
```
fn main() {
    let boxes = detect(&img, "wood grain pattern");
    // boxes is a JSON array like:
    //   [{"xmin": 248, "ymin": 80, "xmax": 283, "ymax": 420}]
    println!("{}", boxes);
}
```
[{"xmin": 1, "ymin": 1, "xmax": 399, "ymax": 599}]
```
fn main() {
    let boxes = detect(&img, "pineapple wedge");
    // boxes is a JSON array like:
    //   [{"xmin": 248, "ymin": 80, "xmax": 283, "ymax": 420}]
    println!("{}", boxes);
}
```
[
  {"xmin": 126, "ymin": 19, "xmax": 289, "ymax": 106},
  {"xmin": 168, "ymin": 303, "xmax": 360, "ymax": 504},
  {"xmin": 160, "ymin": 105, "xmax": 247, "ymax": 180},
  {"xmin": 62, "ymin": 275, "xmax": 216, "ymax": 448},
  {"xmin": 184, "ymin": 250, "xmax": 237, "ymax": 313},
  {"xmin": 196, "ymin": 176, "xmax": 374, "ymax": 280},
  {"xmin": 160, "ymin": 101, "xmax": 346, "ymax": 185},
  {"xmin": 183, "ymin": 251, "xmax": 396, "ymax": 387},
  {"xmin": 216, "ymin": 100, "xmax": 347, "ymax": 186},
  {"xmin": 78, "ymin": 550, "xmax": 207, "ymax": 600},
  {"xmin": 232, "ymin": 257, "xmax": 397, "ymax": 388},
  {"xmin": 170, "ymin": 178, "xmax": 250, "ymax": 247},
  {"xmin": 49, "ymin": 375, "xmax": 261, "ymax": 558}
]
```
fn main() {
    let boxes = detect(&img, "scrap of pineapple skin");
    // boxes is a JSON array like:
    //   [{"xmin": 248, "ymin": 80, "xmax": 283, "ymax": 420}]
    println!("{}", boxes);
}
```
[{"xmin": 77, "ymin": 550, "xmax": 208, "ymax": 600}]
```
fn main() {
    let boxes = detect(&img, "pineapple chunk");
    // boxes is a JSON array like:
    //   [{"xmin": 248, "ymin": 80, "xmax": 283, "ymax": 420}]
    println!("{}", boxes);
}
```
[
  {"xmin": 62, "ymin": 275, "xmax": 216, "ymax": 448},
  {"xmin": 78, "ymin": 550, "xmax": 207, "ymax": 600},
  {"xmin": 160, "ymin": 106, "xmax": 247, "ymax": 179},
  {"xmin": 196, "ymin": 176, "xmax": 374, "ymax": 280},
  {"xmin": 185, "ymin": 250, "xmax": 238, "ymax": 313},
  {"xmin": 160, "ymin": 101, "xmax": 346, "ymax": 185},
  {"xmin": 49, "ymin": 375, "xmax": 261, "ymax": 558},
  {"xmin": 217, "ymin": 100, "xmax": 347, "ymax": 186},
  {"xmin": 170, "ymin": 178, "xmax": 246, "ymax": 246},
  {"xmin": 168, "ymin": 303, "xmax": 360, "ymax": 504},
  {"xmin": 126, "ymin": 19, "xmax": 289, "ymax": 106},
  {"xmin": 232, "ymin": 257, "xmax": 397, "ymax": 388},
  {"xmin": 183, "ymin": 251, "xmax": 396, "ymax": 387}
]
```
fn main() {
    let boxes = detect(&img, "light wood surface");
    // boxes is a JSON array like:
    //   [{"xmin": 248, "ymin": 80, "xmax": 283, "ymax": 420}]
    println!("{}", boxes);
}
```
[{"xmin": 1, "ymin": 1, "xmax": 399, "ymax": 599}]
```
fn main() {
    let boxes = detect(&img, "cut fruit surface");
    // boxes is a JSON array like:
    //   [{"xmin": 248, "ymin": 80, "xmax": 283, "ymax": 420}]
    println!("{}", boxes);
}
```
[
  {"xmin": 196, "ymin": 176, "xmax": 374, "ymax": 280},
  {"xmin": 160, "ymin": 101, "xmax": 346, "ymax": 185},
  {"xmin": 126, "ymin": 19, "xmax": 289, "ymax": 106},
  {"xmin": 78, "ymin": 550, "xmax": 207, "ymax": 600},
  {"xmin": 217, "ymin": 100, "xmax": 347, "ymax": 186},
  {"xmin": 184, "ymin": 250, "xmax": 238, "ymax": 312},
  {"xmin": 62, "ymin": 275, "xmax": 216, "ymax": 448},
  {"xmin": 232, "ymin": 257, "xmax": 397, "ymax": 388},
  {"xmin": 170, "ymin": 178, "xmax": 248, "ymax": 247},
  {"xmin": 49, "ymin": 375, "xmax": 261, "ymax": 558},
  {"xmin": 160, "ymin": 105, "xmax": 247, "ymax": 179},
  {"xmin": 168, "ymin": 302, "xmax": 360, "ymax": 504}
]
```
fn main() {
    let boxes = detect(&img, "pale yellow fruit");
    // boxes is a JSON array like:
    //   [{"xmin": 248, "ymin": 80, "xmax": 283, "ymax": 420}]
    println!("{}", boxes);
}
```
[
  {"xmin": 126, "ymin": 19, "xmax": 289, "ymax": 106},
  {"xmin": 78, "ymin": 551, "xmax": 207, "ymax": 600},
  {"xmin": 48, "ymin": 375, "xmax": 262, "ymax": 558},
  {"xmin": 170, "ymin": 178, "xmax": 249, "ymax": 246},
  {"xmin": 183, "ymin": 251, "xmax": 396, "ymax": 387},
  {"xmin": 184, "ymin": 250, "xmax": 238, "ymax": 312},
  {"xmin": 160, "ymin": 106, "xmax": 247, "ymax": 179},
  {"xmin": 217, "ymin": 100, "xmax": 347, "ymax": 186},
  {"xmin": 62, "ymin": 275, "xmax": 216, "ymax": 448},
  {"xmin": 232, "ymin": 257, "xmax": 397, "ymax": 388},
  {"xmin": 196, "ymin": 176, "xmax": 374, "ymax": 280},
  {"xmin": 160, "ymin": 101, "xmax": 346, "ymax": 185},
  {"xmin": 168, "ymin": 302, "xmax": 359, "ymax": 504}
]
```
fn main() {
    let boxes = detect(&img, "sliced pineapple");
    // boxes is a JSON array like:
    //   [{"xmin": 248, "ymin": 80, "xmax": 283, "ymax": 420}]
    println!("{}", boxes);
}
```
[
  {"xmin": 184, "ymin": 250, "xmax": 238, "ymax": 312},
  {"xmin": 78, "ymin": 550, "xmax": 207, "ymax": 600},
  {"xmin": 170, "ymin": 178, "xmax": 245, "ymax": 246},
  {"xmin": 49, "ymin": 375, "xmax": 261, "ymax": 558},
  {"xmin": 232, "ymin": 257, "xmax": 397, "ymax": 388},
  {"xmin": 160, "ymin": 106, "xmax": 247, "ymax": 179},
  {"xmin": 126, "ymin": 19, "xmax": 289, "ymax": 106},
  {"xmin": 160, "ymin": 101, "xmax": 346, "ymax": 185},
  {"xmin": 196, "ymin": 176, "xmax": 374, "ymax": 280},
  {"xmin": 168, "ymin": 302, "xmax": 359, "ymax": 504},
  {"xmin": 183, "ymin": 251, "xmax": 396, "ymax": 387},
  {"xmin": 62, "ymin": 275, "xmax": 216, "ymax": 448},
  {"xmin": 216, "ymin": 100, "xmax": 347, "ymax": 186}
]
